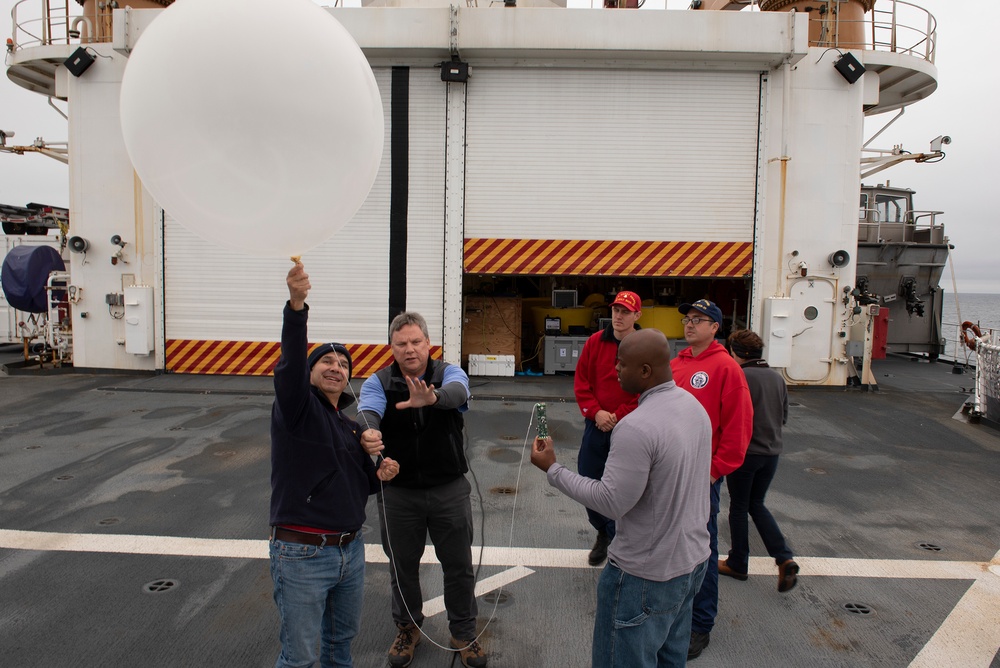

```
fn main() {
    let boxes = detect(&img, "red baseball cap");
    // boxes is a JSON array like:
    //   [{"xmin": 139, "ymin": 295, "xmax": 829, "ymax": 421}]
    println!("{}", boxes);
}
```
[{"xmin": 610, "ymin": 291, "xmax": 641, "ymax": 313}]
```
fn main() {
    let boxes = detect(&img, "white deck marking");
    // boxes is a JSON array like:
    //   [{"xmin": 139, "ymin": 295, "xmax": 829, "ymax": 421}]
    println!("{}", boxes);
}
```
[
  {"xmin": 421, "ymin": 566, "xmax": 535, "ymax": 618},
  {"xmin": 908, "ymin": 549, "xmax": 1000, "ymax": 668},
  {"xmin": 2, "ymin": 529, "xmax": 998, "ymax": 666}
]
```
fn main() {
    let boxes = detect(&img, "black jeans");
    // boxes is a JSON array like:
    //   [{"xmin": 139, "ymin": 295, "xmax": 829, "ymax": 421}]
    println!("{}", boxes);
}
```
[
  {"xmin": 725, "ymin": 454, "xmax": 793, "ymax": 573},
  {"xmin": 377, "ymin": 475, "xmax": 478, "ymax": 640}
]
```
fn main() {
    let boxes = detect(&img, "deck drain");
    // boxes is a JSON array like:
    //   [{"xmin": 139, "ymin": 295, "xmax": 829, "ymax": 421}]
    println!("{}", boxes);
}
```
[
  {"xmin": 805, "ymin": 467, "xmax": 827, "ymax": 475},
  {"xmin": 490, "ymin": 486, "xmax": 517, "ymax": 495},
  {"xmin": 168, "ymin": 426, "xmax": 184, "ymax": 431},
  {"xmin": 917, "ymin": 542, "xmax": 943, "ymax": 552},
  {"xmin": 53, "ymin": 474, "xmax": 75, "ymax": 481},
  {"xmin": 499, "ymin": 435, "xmax": 521, "ymax": 442},
  {"xmin": 25, "ymin": 445, "xmax": 42, "ymax": 450},
  {"xmin": 482, "ymin": 589, "xmax": 512, "ymax": 606},
  {"xmin": 213, "ymin": 450, "xmax": 237, "ymax": 458},
  {"xmin": 97, "ymin": 517, "xmax": 121, "ymax": 526},
  {"xmin": 131, "ymin": 408, "xmax": 146, "ymax": 413},
  {"xmin": 503, "ymin": 402, "xmax": 516, "ymax": 407},
  {"xmin": 143, "ymin": 579, "xmax": 179, "ymax": 594},
  {"xmin": 842, "ymin": 602, "xmax": 874, "ymax": 616}
]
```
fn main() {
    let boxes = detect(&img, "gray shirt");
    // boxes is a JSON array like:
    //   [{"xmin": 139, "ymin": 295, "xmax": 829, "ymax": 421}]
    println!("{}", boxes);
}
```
[
  {"xmin": 547, "ymin": 380, "xmax": 712, "ymax": 582},
  {"xmin": 741, "ymin": 360, "xmax": 788, "ymax": 456}
]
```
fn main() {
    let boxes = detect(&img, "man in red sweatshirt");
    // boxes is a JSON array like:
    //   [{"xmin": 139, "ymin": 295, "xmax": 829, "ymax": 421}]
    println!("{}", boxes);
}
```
[
  {"xmin": 573, "ymin": 290, "xmax": 642, "ymax": 566},
  {"xmin": 670, "ymin": 298, "xmax": 753, "ymax": 660}
]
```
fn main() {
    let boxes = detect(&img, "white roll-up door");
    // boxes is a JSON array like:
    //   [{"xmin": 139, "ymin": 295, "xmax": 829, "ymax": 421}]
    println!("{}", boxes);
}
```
[
  {"xmin": 465, "ymin": 68, "xmax": 762, "ymax": 243},
  {"xmin": 162, "ymin": 68, "xmax": 395, "ymax": 347},
  {"xmin": 161, "ymin": 67, "xmax": 450, "ymax": 371},
  {"xmin": 402, "ymin": 68, "xmax": 448, "ymax": 343}
]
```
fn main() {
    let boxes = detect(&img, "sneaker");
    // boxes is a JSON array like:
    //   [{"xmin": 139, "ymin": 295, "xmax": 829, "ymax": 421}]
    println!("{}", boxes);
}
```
[
  {"xmin": 588, "ymin": 530, "xmax": 610, "ymax": 567},
  {"xmin": 687, "ymin": 631, "xmax": 710, "ymax": 660},
  {"xmin": 451, "ymin": 636, "xmax": 488, "ymax": 668},
  {"xmin": 718, "ymin": 559, "xmax": 749, "ymax": 581},
  {"xmin": 778, "ymin": 559, "xmax": 800, "ymax": 593},
  {"xmin": 387, "ymin": 623, "xmax": 421, "ymax": 667}
]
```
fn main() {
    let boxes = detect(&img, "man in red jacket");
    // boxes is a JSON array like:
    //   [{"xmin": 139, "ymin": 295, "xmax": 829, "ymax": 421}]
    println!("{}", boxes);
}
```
[
  {"xmin": 573, "ymin": 290, "xmax": 642, "ymax": 566},
  {"xmin": 670, "ymin": 299, "xmax": 753, "ymax": 660}
]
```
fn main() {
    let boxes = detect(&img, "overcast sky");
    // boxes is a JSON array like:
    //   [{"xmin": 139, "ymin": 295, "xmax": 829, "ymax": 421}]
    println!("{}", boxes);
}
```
[{"xmin": 2, "ymin": 0, "xmax": 995, "ymax": 294}]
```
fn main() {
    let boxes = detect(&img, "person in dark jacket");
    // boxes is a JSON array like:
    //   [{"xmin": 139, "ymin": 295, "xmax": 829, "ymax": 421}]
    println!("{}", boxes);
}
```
[
  {"xmin": 357, "ymin": 312, "xmax": 486, "ymax": 668},
  {"xmin": 269, "ymin": 261, "xmax": 399, "ymax": 668},
  {"xmin": 718, "ymin": 329, "xmax": 799, "ymax": 594}
]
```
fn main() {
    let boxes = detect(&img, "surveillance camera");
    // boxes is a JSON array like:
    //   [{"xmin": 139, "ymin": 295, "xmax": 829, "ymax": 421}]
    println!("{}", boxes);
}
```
[{"xmin": 930, "ymin": 135, "xmax": 951, "ymax": 151}]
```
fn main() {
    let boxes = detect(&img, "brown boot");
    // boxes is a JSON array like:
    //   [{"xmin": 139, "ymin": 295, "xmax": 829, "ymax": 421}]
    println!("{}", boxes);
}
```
[
  {"xmin": 718, "ymin": 559, "xmax": 748, "ymax": 581},
  {"xmin": 451, "ymin": 636, "xmax": 488, "ymax": 668},
  {"xmin": 778, "ymin": 559, "xmax": 799, "ymax": 593},
  {"xmin": 387, "ymin": 623, "xmax": 421, "ymax": 667}
]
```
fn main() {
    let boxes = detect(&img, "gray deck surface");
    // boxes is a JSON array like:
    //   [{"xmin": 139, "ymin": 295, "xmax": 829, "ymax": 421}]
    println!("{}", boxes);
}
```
[{"xmin": 1, "ymin": 345, "xmax": 998, "ymax": 667}]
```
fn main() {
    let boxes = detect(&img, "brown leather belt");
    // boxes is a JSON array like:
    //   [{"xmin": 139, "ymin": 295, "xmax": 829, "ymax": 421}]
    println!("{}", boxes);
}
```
[{"xmin": 271, "ymin": 527, "xmax": 359, "ymax": 547}]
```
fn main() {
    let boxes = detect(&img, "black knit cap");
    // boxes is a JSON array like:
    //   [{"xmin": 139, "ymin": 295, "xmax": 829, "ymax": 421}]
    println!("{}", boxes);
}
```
[{"xmin": 307, "ymin": 343, "xmax": 353, "ymax": 379}]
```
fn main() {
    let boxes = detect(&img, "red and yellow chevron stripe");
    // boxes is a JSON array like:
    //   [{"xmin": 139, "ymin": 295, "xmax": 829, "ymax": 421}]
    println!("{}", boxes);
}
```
[
  {"xmin": 165, "ymin": 340, "xmax": 442, "ymax": 377},
  {"xmin": 464, "ymin": 238, "xmax": 752, "ymax": 277}
]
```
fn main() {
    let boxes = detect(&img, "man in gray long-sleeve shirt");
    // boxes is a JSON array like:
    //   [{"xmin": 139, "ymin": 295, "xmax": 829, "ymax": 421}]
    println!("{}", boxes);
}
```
[{"xmin": 532, "ymin": 328, "xmax": 712, "ymax": 667}]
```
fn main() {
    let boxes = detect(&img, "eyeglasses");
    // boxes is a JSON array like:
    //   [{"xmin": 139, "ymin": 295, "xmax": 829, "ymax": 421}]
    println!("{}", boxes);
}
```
[{"xmin": 681, "ymin": 316, "xmax": 712, "ymax": 325}]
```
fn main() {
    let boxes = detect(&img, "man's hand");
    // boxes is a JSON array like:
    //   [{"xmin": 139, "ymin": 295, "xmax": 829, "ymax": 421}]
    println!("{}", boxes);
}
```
[
  {"xmin": 287, "ymin": 262, "xmax": 310, "ymax": 311},
  {"xmin": 595, "ymin": 409, "xmax": 617, "ymax": 432},
  {"xmin": 530, "ymin": 436, "xmax": 556, "ymax": 472},
  {"xmin": 376, "ymin": 457, "xmax": 399, "ymax": 482},
  {"xmin": 394, "ymin": 376, "xmax": 438, "ymax": 409},
  {"xmin": 360, "ymin": 429, "xmax": 384, "ymax": 456}
]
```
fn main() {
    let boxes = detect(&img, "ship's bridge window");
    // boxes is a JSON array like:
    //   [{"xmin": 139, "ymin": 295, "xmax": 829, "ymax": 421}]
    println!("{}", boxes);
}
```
[{"xmin": 875, "ymin": 193, "xmax": 910, "ymax": 223}]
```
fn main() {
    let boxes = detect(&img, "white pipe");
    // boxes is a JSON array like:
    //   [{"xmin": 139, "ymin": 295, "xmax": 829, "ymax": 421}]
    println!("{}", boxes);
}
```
[{"xmin": 70, "ymin": 16, "xmax": 93, "ymax": 43}]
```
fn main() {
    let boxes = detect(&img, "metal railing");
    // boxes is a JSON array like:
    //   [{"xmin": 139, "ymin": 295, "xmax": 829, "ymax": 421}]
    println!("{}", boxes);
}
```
[
  {"xmin": 8, "ymin": 0, "xmax": 937, "ymax": 60},
  {"xmin": 968, "ymin": 332, "xmax": 998, "ymax": 424},
  {"xmin": 857, "ymin": 207, "xmax": 945, "ymax": 244},
  {"xmin": 8, "ymin": 0, "xmax": 106, "ymax": 52},
  {"xmin": 869, "ymin": 0, "xmax": 937, "ymax": 63}
]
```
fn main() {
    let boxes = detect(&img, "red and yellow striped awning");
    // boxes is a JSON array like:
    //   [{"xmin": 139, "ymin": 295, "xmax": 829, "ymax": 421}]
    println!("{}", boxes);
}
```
[
  {"xmin": 165, "ymin": 340, "xmax": 441, "ymax": 377},
  {"xmin": 464, "ymin": 238, "xmax": 752, "ymax": 277}
]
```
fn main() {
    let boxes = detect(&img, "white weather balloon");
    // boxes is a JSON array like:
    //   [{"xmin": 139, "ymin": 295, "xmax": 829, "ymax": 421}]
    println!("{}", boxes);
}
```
[{"xmin": 119, "ymin": 0, "xmax": 384, "ymax": 258}]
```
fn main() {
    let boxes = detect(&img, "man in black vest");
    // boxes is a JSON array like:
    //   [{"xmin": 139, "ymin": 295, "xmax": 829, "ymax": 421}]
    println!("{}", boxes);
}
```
[{"xmin": 358, "ymin": 312, "xmax": 485, "ymax": 668}]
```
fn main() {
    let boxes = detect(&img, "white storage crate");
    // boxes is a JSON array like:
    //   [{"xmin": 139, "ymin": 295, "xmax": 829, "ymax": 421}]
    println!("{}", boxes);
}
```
[{"xmin": 468, "ymin": 354, "xmax": 515, "ymax": 377}]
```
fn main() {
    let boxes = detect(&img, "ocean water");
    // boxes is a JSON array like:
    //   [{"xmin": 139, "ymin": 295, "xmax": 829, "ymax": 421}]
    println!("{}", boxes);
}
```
[{"xmin": 940, "ymin": 292, "xmax": 1000, "ymax": 359}]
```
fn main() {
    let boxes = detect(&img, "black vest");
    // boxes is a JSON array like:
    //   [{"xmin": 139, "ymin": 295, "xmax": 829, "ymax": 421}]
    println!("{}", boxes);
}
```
[{"xmin": 375, "ymin": 358, "xmax": 467, "ymax": 489}]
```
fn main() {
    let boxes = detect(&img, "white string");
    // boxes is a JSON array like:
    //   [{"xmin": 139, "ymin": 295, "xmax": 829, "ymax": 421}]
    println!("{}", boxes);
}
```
[{"xmin": 340, "ymin": 369, "xmax": 541, "ymax": 655}]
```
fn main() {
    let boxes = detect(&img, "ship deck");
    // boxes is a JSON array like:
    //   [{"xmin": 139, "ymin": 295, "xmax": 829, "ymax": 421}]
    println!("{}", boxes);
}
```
[{"xmin": 1, "ymin": 346, "xmax": 998, "ymax": 667}]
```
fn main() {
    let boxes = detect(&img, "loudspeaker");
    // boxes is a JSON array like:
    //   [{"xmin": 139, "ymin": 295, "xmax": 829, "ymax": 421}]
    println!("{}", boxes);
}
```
[
  {"xmin": 64, "ymin": 47, "xmax": 95, "ymax": 78},
  {"xmin": 69, "ymin": 236, "xmax": 90, "ymax": 253},
  {"xmin": 834, "ymin": 52, "xmax": 865, "ymax": 84},
  {"xmin": 829, "ymin": 249, "xmax": 851, "ymax": 268}
]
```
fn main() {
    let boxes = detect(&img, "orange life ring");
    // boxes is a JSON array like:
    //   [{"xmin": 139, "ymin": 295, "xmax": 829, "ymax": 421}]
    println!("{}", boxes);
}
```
[{"xmin": 961, "ymin": 321, "xmax": 982, "ymax": 351}]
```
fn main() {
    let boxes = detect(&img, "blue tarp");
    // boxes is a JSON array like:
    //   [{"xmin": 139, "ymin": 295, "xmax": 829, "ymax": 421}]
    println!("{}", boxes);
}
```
[{"xmin": 1, "ymin": 245, "xmax": 66, "ymax": 313}]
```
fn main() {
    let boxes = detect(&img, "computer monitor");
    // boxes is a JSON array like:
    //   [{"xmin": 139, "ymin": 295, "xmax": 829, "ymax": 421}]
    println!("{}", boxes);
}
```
[{"xmin": 552, "ymin": 289, "xmax": 578, "ymax": 308}]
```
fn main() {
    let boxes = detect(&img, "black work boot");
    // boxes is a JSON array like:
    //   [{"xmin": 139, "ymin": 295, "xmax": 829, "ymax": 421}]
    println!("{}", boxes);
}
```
[{"xmin": 588, "ymin": 530, "xmax": 610, "ymax": 566}]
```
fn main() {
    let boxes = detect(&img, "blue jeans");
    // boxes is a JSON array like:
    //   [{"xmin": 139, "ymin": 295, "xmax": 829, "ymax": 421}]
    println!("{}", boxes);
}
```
[
  {"xmin": 725, "ymin": 454, "xmax": 793, "ymax": 573},
  {"xmin": 270, "ymin": 533, "xmax": 366, "ymax": 668},
  {"xmin": 593, "ymin": 559, "xmax": 708, "ymax": 667},
  {"xmin": 578, "ymin": 420, "xmax": 616, "ymax": 538},
  {"xmin": 691, "ymin": 479, "xmax": 722, "ymax": 634}
]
